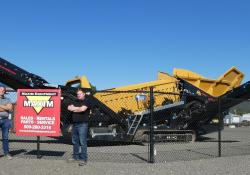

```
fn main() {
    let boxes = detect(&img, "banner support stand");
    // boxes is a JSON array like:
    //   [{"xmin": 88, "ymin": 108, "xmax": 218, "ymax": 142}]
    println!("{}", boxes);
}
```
[{"xmin": 37, "ymin": 136, "xmax": 41, "ymax": 159}]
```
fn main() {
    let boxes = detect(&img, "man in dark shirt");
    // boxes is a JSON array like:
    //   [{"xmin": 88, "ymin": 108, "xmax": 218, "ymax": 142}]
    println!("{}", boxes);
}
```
[{"xmin": 67, "ymin": 89, "xmax": 90, "ymax": 166}]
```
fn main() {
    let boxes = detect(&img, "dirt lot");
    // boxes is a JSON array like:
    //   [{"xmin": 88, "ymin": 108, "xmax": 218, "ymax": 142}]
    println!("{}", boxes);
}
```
[
  {"xmin": 1, "ymin": 126, "xmax": 250, "ymax": 163},
  {"xmin": 0, "ymin": 126, "xmax": 250, "ymax": 175}
]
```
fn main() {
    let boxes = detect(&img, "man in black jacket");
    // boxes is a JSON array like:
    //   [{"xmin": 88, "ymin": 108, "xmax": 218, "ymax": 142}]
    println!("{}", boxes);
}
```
[{"xmin": 67, "ymin": 89, "xmax": 90, "ymax": 166}]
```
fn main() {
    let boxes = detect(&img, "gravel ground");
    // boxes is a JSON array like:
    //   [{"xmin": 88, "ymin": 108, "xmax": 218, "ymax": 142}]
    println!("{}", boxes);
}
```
[
  {"xmin": 0, "ymin": 126, "xmax": 250, "ymax": 174},
  {"xmin": 0, "ymin": 154, "xmax": 250, "ymax": 175},
  {"xmin": 2, "ymin": 126, "xmax": 250, "ymax": 163}
]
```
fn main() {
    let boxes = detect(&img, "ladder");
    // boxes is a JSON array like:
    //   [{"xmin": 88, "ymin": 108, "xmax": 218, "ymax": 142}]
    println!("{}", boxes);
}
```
[{"xmin": 127, "ymin": 115, "xmax": 144, "ymax": 135}]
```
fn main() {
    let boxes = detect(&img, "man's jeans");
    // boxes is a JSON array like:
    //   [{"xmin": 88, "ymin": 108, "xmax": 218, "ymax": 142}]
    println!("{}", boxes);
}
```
[
  {"xmin": 72, "ymin": 123, "xmax": 88, "ymax": 161},
  {"xmin": 0, "ymin": 118, "xmax": 11, "ymax": 155}
]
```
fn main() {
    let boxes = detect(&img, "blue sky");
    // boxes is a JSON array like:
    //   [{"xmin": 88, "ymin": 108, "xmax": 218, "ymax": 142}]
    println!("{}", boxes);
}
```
[{"xmin": 0, "ymin": 0, "xmax": 249, "ymax": 89}]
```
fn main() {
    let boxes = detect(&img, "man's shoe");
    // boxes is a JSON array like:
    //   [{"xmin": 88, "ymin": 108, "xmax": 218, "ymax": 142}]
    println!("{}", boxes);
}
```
[
  {"xmin": 4, "ymin": 154, "xmax": 13, "ymax": 160},
  {"xmin": 67, "ymin": 158, "xmax": 78, "ymax": 163},
  {"xmin": 78, "ymin": 160, "xmax": 87, "ymax": 166}
]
